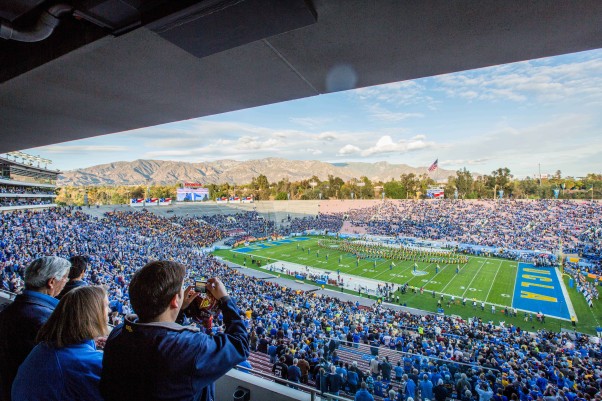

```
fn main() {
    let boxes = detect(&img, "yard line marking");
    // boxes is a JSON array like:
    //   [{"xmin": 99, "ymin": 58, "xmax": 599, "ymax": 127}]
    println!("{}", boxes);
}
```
[
  {"xmin": 461, "ymin": 260, "xmax": 487, "ymax": 298},
  {"xmin": 511, "ymin": 261, "xmax": 519, "ymax": 306},
  {"xmin": 440, "ymin": 261, "xmax": 469, "ymax": 293},
  {"xmin": 375, "ymin": 262, "xmax": 433, "ymax": 282},
  {"xmin": 423, "ymin": 263, "xmax": 450, "ymax": 287},
  {"xmin": 484, "ymin": 260, "xmax": 503, "ymax": 303},
  {"xmin": 370, "ymin": 265, "xmax": 392, "ymax": 280}
]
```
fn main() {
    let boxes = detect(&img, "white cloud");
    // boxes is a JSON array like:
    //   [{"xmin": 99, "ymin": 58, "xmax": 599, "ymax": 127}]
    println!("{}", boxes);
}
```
[
  {"xmin": 433, "ymin": 53, "xmax": 602, "ymax": 104},
  {"xmin": 367, "ymin": 104, "xmax": 424, "ymax": 122},
  {"xmin": 290, "ymin": 117, "xmax": 333, "ymax": 129},
  {"xmin": 316, "ymin": 132, "xmax": 339, "ymax": 141},
  {"xmin": 337, "ymin": 144, "xmax": 361, "ymax": 155},
  {"xmin": 440, "ymin": 114, "xmax": 602, "ymax": 176},
  {"xmin": 361, "ymin": 135, "xmax": 435, "ymax": 156},
  {"xmin": 354, "ymin": 81, "xmax": 430, "ymax": 106},
  {"xmin": 147, "ymin": 137, "xmax": 203, "ymax": 148},
  {"xmin": 305, "ymin": 148, "xmax": 323, "ymax": 155},
  {"xmin": 145, "ymin": 135, "xmax": 283, "ymax": 158}
]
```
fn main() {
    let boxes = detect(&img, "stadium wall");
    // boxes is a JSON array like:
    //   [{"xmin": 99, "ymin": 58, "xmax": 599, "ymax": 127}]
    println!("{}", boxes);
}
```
[{"xmin": 215, "ymin": 369, "xmax": 314, "ymax": 401}]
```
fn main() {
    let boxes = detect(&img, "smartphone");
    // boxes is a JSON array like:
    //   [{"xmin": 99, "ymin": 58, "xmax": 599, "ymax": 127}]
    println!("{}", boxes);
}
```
[{"xmin": 194, "ymin": 280, "xmax": 207, "ymax": 293}]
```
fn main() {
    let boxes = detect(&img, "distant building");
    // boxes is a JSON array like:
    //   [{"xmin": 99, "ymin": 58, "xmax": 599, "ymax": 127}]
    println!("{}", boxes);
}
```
[{"xmin": 0, "ymin": 154, "xmax": 59, "ymax": 211}]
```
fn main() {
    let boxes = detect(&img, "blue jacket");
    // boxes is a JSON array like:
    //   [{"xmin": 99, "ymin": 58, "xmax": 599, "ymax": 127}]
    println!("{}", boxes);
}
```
[
  {"xmin": 421, "ymin": 379, "xmax": 434, "ymax": 400},
  {"xmin": 100, "ymin": 296, "xmax": 249, "ymax": 401},
  {"xmin": 347, "ymin": 370, "xmax": 359, "ymax": 385},
  {"xmin": 0, "ymin": 291, "xmax": 58, "ymax": 401},
  {"xmin": 287, "ymin": 365, "xmax": 302, "ymax": 382},
  {"xmin": 355, "ymin": 389, "xmax": 375, "ymax": 401},
  {"xmin": 12, "ymin": 340, "xmax": 103, "ymax": 401},
  {"xmin": 406, "ymin": 379, "xmax": 416, "ymax": 398}
]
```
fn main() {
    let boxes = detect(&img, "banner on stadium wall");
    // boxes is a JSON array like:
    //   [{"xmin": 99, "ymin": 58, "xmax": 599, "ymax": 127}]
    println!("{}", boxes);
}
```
[
  {"xmin": 427, "ymin": 188, "xmax": 444, "ymax": 199},
  {"xmin": 130, "ymin": 198, "xmax": 172, "ymax": 206},
  {"xmin": 214, "ymin": 196, "xmax": 253, "ymax": 203},
  {"xmin": 183, "ymin": 182, "xmax": 203, "ymax": 188},
  {"xmin": 177, "ymin": 188, "xmax": 209, "ymax": 202}
]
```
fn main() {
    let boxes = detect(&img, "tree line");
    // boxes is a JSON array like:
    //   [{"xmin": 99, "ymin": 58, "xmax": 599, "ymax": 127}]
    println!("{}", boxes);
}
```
[{"xmin": 55, "ymin": 169, "xmax": 602, "ymax": 206}]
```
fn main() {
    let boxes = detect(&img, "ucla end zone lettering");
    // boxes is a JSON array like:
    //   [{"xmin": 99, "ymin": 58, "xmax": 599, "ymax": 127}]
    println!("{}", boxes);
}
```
[{"xmin": 512, "ymin": 263, "xmax": 570, "ymax": 319}]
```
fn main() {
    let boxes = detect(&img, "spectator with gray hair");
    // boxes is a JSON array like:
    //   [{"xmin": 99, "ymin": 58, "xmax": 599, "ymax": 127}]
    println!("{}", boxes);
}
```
[
  {"xmin": 287, "ymin": 358, "xmax": 302, "ymax": 389},
  {"xmin": 0, "ymin": 256, "xmax": 70, "ymax": 401},
  {"xmin": 433, "ymin": 379, "xmax": 448, "ymax": 401},
  {"xmin": 384, "ymin": 389, "xmax": 397, "ymax": 401}
]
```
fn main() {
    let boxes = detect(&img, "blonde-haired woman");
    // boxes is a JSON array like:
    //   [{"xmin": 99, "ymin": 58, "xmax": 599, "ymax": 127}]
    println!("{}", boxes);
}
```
[{"xmin": 12, "ymin": 286, "xmax": 109, "ymax": 401}]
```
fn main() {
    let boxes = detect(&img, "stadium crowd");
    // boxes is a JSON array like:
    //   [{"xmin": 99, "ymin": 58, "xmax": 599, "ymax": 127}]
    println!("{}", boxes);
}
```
[
  {"xmin": 0, "ymin": 185, "xmax": 55, "ymax": 195},
  {"xmin": 0, "ymin": 204, "xmax": 600, "ymax": 401},
  {"xmin": 0, "ymin": 199, "xmax": 54, "ymax": 208},
  {"xmin": 326, "ymin": 200, "xmax": 602, "ymax": 267},
  {"xmin": 564, "ymin": 263, "xmax": 599, "ymax": 308},
  {"xmin": 288, "ymin": 214, "xmax": 344, "ymax": 234},
  {"xmin": 201, "ymin": 211, "xmax": 276, "ymax": 238}
]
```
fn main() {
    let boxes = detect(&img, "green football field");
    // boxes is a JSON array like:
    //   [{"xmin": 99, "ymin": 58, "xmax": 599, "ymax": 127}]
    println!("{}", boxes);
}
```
[{"xmin": 213, "ymin": 236, "xmax": 602, "ymax": 334}]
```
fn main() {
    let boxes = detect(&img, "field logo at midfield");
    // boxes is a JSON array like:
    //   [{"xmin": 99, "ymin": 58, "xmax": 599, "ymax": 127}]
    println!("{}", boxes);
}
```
[
  {"xmin": 512, "ymin": 263, "xmax": 570, "ymax": 319},
  {"xmin": 411, "ymin": 270, "xmax": 428, "ymax": 276}
]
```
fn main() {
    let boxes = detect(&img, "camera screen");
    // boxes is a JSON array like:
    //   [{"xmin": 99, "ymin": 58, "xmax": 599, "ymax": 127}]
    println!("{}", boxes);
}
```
[{"xmin": 194, "ymin": 280, "xmax": 206, "ymax": 293}]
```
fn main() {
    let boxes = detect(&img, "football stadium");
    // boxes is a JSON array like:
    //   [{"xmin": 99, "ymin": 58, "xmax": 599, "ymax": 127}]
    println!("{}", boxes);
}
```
[{"xmin": 2, "ymin": 2, "xmax": 602, "ymax": 401}]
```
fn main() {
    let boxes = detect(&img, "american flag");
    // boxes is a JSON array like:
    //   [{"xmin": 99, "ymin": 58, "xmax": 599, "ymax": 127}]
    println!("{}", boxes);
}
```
[{"xmin": 428, "ymin": 159, "xmax": 438, "ymax": 172}]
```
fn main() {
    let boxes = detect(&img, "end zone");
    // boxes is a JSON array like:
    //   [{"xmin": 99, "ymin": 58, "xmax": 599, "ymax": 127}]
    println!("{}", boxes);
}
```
[{"xmin": 512, "ymin": 263, "xmax": 573, "ymax": 320}]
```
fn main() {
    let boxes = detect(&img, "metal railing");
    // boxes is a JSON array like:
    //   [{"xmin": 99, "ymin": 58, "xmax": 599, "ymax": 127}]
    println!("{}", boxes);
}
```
[
  {"xmin": 0, "ymin": 288, "xmax": 17, "ymax": 300},
  {"xmin": 235, "ymin": 364, "xmax": 353, "ymax": 401},
  {"xmin": 270, "ymin": 335, "xmax": 501, "ymax": 376},
  {"xmin": 335, "ymin": 339, "xmax": 495, "ymax": 372}
]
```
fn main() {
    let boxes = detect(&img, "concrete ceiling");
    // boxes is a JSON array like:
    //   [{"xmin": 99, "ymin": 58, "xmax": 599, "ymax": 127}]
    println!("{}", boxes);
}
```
[{"xmin": 2, "ymin": 0, "xmax": 602, "ymax": 153}]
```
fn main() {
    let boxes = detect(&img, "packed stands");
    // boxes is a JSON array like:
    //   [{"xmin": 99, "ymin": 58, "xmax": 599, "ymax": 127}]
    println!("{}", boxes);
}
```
[{"xmin": 0, "ymin": 204, "xmax": 601, "ymax": 400}]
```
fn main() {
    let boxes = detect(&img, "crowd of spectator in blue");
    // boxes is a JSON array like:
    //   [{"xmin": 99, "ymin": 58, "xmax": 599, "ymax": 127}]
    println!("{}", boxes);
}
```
[
  {"xmin": 0, "ymin": 203, "xmax": 600, "ymax": 401},
  {"xmin": 0, "ymin": 185, "xmax": 55, "ymax": 196},
  {"xmin": 332, "ymin": 200, "xmax": 602, "ymax": 272},
  {"xmin": 201, "ymin": 211, "xmax": 276, "ymax": 238},
  {"xmin": 288, "ymin": 213, "xmax": 344, "ymax": 234}
]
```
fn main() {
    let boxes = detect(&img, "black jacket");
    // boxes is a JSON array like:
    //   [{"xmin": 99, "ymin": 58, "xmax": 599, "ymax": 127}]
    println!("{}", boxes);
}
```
[
  {"xmin": 0, "ymin": 290, "xmax": 58, "ymax": 401},
  {"xmin": 434, "ymin": 383, "xmax": 449, "ymax": 401},
  {"xmin": 57, "ymin": 279, "xmax": 87, "ymax": 299}
]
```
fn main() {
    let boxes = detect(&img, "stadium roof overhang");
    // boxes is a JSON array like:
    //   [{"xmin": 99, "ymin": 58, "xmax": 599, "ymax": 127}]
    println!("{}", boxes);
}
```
[{"xmin": 1, "ymin": 0, "xmax": 602, "ymax": 154}]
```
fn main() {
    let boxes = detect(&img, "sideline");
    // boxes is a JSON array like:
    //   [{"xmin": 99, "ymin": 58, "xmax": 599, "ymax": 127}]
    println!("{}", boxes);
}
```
[
  {"xmin": 555, "ymin": 266, "xmax": 578, "ymax": 322},
  {"xmin": 217, "ymin": 257, "xmax": 429, "ymax": 315}
]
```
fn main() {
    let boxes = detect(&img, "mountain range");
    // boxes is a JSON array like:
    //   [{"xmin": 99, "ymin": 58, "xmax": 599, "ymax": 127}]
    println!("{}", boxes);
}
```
[{"xmin": 57, "ymin": 158, "xmax": 456, "ymax": 186}]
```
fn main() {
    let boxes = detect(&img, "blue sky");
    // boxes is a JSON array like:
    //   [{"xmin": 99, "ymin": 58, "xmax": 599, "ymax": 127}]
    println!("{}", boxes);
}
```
[{"xmin": 22, "ymin": 48, "xmax": 602, "ymax": 178}]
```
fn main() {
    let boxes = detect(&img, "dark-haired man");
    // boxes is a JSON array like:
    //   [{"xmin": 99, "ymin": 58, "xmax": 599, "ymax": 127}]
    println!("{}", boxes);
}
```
[
  {"xmin": 57, "ymin": 255, "xmax": 89, "ymax": 299},
  {"xmin": 100, "ymin": 260, "xmax": 249, "ymax": 401}
]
